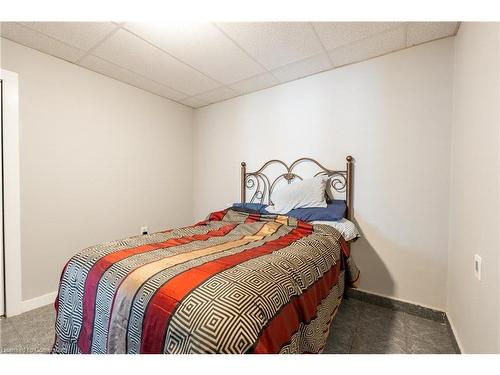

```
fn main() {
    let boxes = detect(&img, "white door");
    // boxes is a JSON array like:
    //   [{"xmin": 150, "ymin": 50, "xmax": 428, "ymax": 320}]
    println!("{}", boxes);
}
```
[{"xmin": 0, "ymin": 78, "xmax": 4, "ymax": 316}]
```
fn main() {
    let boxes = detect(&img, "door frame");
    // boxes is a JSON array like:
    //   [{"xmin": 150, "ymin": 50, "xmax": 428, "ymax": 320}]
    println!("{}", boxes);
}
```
[
  {"xmin": 0, "ymin": 68, "xmax": 22, "ymax": 317},
  {"xmin": 0, "ymin": 77, "xmax": 3, "ymax": 316}
]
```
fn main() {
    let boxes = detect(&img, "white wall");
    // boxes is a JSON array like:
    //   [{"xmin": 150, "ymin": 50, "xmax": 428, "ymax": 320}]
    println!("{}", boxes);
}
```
[
  {"xmin": 193, "ymin": 38, "xmax": 454, "ymax": 310},
  {"xmin": 447, "ymin": 23, "xmax": 500, "ymax": 353},
  {"xmin": 0, "ymin": 38, "xmax": 194, "ymax": 301}
]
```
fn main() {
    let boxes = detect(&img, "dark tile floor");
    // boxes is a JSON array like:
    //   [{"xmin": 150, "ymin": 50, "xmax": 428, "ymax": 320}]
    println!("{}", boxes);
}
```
[
  {"xmin": 0, "ymin": 297, "xmax": 459, "ymax": 354},
  {"xmin": 324, "ymin": 298, "xmax": 458, "ymax": 354}
]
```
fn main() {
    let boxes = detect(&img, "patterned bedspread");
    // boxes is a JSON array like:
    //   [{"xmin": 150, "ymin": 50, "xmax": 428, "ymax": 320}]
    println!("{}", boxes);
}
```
[{"xmin": 52, "ymin": 209, "xmax": 359, "ymax": 354}]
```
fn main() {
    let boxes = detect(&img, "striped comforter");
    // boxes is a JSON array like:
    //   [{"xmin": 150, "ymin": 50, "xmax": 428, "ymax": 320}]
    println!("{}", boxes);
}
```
[{"xmin": 52, "ymin": 209, "xmax": 359, "ymax": 354}]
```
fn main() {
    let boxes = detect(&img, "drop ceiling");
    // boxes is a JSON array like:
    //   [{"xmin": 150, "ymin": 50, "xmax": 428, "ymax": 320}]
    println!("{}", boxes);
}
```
[{"xmin": 0, "ymin": 22, "xmax": 459, "ymax": 108}]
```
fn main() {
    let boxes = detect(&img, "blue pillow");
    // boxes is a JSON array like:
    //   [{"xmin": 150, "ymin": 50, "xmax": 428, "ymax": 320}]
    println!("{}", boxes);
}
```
[
  {"xmin": 232, "ymin": 203, "xmax": 268, "ymax": 213},
  {"xmin": 285, "ymin": 200, "xmax": 346, "ymax": 222},
  {"xmin": 232, "ymin": 200, "xmax": 346, "ymax": 222}
]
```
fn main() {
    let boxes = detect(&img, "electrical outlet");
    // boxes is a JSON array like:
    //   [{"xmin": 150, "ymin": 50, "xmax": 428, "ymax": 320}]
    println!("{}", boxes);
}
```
[
  {"xmin": 474, "ymin": 254, "xmax": 482, "ymax": 281},
  {"xmin": 141, "ymin": 226, "xmax": 148, "ymax": 235}
]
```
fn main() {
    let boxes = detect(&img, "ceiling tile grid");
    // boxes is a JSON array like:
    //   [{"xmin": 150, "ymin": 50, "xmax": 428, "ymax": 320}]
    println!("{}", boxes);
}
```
[
  {"xmin": 0, "ymin": 21, "xmax": 459, "ymax": 108},
  {"xmin": 1, "ymin": 22, "xmax": 86, "ymax": 62},
  {"xmin": 124, "ymin": 22, "xmax": 266, "ymax": 84},
  {"xmin": 229, "ymin": 72, "xmax": 280, "ymax": 94},
  {"xmin": 312, "ymin": 22, "xmax": 402, "ymax": 50},
  {"xmin": 216, "ymin": 22, "xmax": 325, "ymax": 70},
  {"xmin": 328, "ymin": 24, "xmax": 408, "ymax": 68},
  {"xmin": 194, "ymin": 86, "xmax": 239, "ymax": 105},
  {"xmin": 79, "ymin": 55, "xmax": 188, "ymax": 101},
  {"xmin": 178, "ymin": 96, "xmax": 209, "ymax": 108},
  {"xmin": 407, "ymin": 22, "xmax": 458, "ymax": 47},
  {"xmin": 91, "ymin": 29, "xmax": 219, "ymax": 96},
  {"xmin": 271, "ymin": 52, "xmax": 332, "ymax": 83},
  {"xmin": 20, "ymin": 22, "xmax": 118, "ymax": 51}
]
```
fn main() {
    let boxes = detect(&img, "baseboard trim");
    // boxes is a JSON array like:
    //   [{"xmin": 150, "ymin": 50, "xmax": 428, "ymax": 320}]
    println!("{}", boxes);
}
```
[
  {"xmin": 445, "ymin": 314, "xmax": 464, "ymax": 354},
  {"xmin": 20, "ymin": 291, "xmax": 57, "ymax": 313},
  {"xmin": 346, "ymin": 288, "xmax": 446, "ymax": 322},
  {"xmin": 346, "ymin": 288, "xmax": 461, "ymax": 353}
]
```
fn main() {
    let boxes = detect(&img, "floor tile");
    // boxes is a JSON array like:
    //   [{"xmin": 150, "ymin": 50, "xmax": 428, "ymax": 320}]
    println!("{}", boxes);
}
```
[
  {"xmin": 324, "ymin": 322, "xmax": 355, "ymax": 354},
  {"xmin": 351, "ymin": 336, "xmax": 408, "ymax": 354},
  {"xmin": 405, "ymin": 313, "xmax": 456, "ymax": 354},
  {"xmin": 1, "ymin": 298, "xmax": 459, "ymax": 354}
]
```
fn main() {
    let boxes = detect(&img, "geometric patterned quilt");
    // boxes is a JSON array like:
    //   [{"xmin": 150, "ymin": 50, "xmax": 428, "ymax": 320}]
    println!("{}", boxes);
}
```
[{"xmin": 52, "ymin": 209, "xmax": 359, "ymax": 354}]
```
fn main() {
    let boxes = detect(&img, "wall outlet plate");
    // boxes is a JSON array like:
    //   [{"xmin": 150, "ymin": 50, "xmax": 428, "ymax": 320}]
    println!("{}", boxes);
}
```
[
  {"xmin": 474, "ymin": 254, "xmax": 482, "ymax": 281},
  {"xmin": 141, "ymin": 226, "xmax": 148, "ymax": 235}
]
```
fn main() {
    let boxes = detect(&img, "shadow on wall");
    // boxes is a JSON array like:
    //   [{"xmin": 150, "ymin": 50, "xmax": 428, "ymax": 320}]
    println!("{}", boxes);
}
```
[
  {"xmin": 351, "ymin": 217, "xmax": 394, "ymax": 297},
  {"xmin": 347, "ymin": 218, "xmax": 398, "ymax": 353}
]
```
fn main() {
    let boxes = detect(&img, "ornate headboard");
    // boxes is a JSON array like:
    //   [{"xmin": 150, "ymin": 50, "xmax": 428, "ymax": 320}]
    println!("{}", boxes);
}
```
[{"xmin": 240, "ymin": 156, "xmax": 354, "ymax": 220}]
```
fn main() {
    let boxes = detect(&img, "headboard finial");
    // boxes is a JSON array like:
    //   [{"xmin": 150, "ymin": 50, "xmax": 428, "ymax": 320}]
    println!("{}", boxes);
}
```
[
  {"xmin": 346, "ymin": 155, "xmax": 354, "ymax": 220},
  {"xmin": 240, "ymin": 162, "xmax": 247, "ymax": 203}
]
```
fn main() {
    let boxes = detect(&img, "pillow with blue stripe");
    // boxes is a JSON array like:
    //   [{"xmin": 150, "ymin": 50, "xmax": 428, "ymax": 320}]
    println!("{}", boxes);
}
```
[
  {"xmin": 285, "ymin": 200, "xmax": 346, "ymax": 222},
  {"xmin": 231, "ymin": 203, "xmax": 268, "ymax": 213},
  {"xmin": 232, "ymin": 200, "xmax": 346, "ymax": 221}
]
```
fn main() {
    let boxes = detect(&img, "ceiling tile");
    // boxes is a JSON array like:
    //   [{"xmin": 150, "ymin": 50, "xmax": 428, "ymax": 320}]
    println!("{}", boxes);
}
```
[
  {"xmin": 124, "ymin": 22, "xmax": 265, "ymax": 84},
  {"xmin": 195, "ymin": 86, "xmax": 239, "ymax": 104},
  {"xmin": 313, "ymin": 22, "xmax": 402, "ymax": 50},
  {"xmin": 92, "ymin": 29, "xmax": 218, "ymax": 96},
  {"xmin": 217, "ymin": 22, "xmax": 324, "ymax": 70},
  {"xmin": 329, "ymin": 25, "xmax": 407, "ymax": 68},
  {"xmin": 178, "ymin": 96, "xmax": 209, "ymax": 108},
  {"xmin": 0, "ymin": 22, "xmax": 85, "ymax": 62},
  {"xmin": 79, "ymin": 55, "xmax": 188, "ymax": 101},
  {"xmin": 20, "ymin": 22, "xmax": 118, "ymax": 51},
  {"xmin": 271, "ymin": 53, "xmax": 331, "ymax": 82},
  {"xmin": 407, "ymin": 22, "xmax": 458, "ymax": 47},
  {"xmin": 2, "ymin": 21, "xmax": 461, "ymax": 108},
  {"xmin": 229, "ymin": 72, "xmax": 279, "ymax": 94}
]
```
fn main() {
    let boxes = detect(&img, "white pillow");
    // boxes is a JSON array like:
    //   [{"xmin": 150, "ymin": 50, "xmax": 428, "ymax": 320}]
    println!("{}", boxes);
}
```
[
  {"xmin": 266, "ymin": 176, "xmax": 327, "ymax": 214},
  {"xmin": 311, "ymin": 218, "xmax": 360, "ymax": 241}
]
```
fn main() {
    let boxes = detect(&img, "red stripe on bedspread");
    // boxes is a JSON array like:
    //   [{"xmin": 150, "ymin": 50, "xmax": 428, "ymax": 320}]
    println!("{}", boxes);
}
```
[
  {"xmin": 77, "ymin": 223, "xmax": 238, "ymax": 353},
  {"xmin": 139, "ymin": 223, "xmax": 313, "ymax": 354},
  {"xmin": 339, "ymin": 237, "xmax": 350, "ymax": 258},
  {"xmin": 244, "ymin": 214, "xmax": 261, "ymax": 223},
  {"xmin": 252, "ymin": 260, "xmax": 341, "ymax": 353},
  {"xmin": 208, "ymin": 210, "xmax": 228, "ymax": 222}
]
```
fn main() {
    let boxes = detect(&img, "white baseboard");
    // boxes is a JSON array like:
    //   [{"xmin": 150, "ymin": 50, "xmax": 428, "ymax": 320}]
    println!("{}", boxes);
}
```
[
  {"xmin": 446, "ymin": 314, "xmax": 465, "ymax": 353},
  {"xmin": 20, "ymin": 291, "xmax": 58, "ymax": 313},
  {"xmin": 355, "ymin": 287, "xmax": 445, "ymax": 312}
]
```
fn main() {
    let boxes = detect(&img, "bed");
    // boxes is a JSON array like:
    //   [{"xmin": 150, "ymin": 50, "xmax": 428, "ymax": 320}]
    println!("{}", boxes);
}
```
[{"xmin": 52, "ymin": 156, "xmax": 360, "ymax": 354}]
